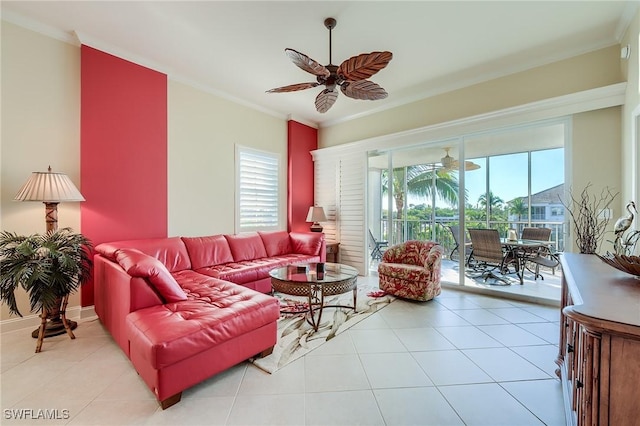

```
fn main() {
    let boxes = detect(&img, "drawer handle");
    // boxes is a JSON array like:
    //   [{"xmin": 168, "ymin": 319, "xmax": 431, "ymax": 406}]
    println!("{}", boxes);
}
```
[{"xmin": 567, "ymin": 343, "xmax": 574, "ymax": 353}]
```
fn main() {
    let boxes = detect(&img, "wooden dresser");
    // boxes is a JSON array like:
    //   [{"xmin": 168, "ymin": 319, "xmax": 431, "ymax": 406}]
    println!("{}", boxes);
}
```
[{"xmin": 557, "ymin": 253, "xmax": 640, "ymax": 426}]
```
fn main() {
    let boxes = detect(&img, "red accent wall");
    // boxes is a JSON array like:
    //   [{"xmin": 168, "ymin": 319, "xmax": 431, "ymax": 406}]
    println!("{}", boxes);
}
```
[
  {"xmin": 287, "ymin": 120, "xmax": 317, "ymax": 232},
  {"xmin": 80, "ymin": 46, "xmax": 167, "ymax": 306}
]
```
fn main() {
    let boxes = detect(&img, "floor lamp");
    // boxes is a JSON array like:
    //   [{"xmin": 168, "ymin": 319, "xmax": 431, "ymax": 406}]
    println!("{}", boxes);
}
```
[{"xmin": 14, "ymin": 166, "xmax": 85, "ymax": 338}]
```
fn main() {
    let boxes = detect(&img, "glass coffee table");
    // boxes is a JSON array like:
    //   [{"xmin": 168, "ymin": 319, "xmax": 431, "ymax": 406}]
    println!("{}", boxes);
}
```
[{"xmin": 269, "ymin": 262, "xmax": 359, "ymax": 331}]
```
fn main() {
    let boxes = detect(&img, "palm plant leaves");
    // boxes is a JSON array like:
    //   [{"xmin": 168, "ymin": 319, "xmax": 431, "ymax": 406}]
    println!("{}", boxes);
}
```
[{"xmin": 0, "ymin": 228, "xmax": 92, "ymax": 317}]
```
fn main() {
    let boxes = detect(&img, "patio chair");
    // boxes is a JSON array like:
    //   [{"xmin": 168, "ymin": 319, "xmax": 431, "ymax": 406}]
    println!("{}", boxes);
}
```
[
  {"xmin": 467, "ymin": 228, "xmax": 518, "ymax": 285},
  {"xmin": 368, "ymin": 229, "xmax": 389, "ymax": 261},
  {"xmin": 448, "ymin": 225, "xmax": 472, "ymax": 264},
  {"xmin": 520, "ymin": 227, "xmax": 559, "ymax": 279}
]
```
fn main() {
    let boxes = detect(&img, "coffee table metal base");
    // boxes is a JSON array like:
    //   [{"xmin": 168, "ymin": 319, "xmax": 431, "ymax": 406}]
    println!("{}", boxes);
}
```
[{"xmin": 271, "ymin": 276, "xmax": 358, "ymax": 331}]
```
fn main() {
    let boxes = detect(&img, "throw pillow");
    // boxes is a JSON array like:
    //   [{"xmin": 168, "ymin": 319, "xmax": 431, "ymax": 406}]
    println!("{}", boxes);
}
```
[{"xmin": 115, "ymin": 248, "xmax": 187, "ymax": 303}]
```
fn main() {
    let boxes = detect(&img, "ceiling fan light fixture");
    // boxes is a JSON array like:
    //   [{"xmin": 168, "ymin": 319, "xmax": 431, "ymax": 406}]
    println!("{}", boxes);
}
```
[
  {"xmin": 440, "ymin": 148, "xmax": 481, "ymax": 171},
  {"xmin": 267, "ymin": 17, "xmax": 393, "ymax": 113}
]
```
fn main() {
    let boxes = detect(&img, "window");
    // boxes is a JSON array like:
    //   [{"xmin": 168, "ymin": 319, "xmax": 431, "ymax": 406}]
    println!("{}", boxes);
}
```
[
  {"xmin": 235, "ymin": 145, "xmax": 280, "ymax": 232},
  {"xmin": 550, "ymin": 206, "xmax": 563, "ymax": 217},
  {"xmin": 531, "ymin": 206, "xmax": 546, "ymax": 220}
]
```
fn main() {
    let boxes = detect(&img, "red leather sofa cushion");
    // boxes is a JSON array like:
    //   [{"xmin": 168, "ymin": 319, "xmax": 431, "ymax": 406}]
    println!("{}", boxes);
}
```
[
  {"xmin": 290, "ymin": 232, "xmax": 324, "ymax": 256},
  {"xmin": 126, "ymin": 277, "xmax": 280, "ymax": 369},
  {"xmin": 182, "ymin": 235, "xmax": 234, "ymax": 270},
  {"xmin": 258, "ymin": 231, "xmax": 292, "ymax": 257},
  {"xmin": 95, "ymin": 237, "xmax": 191, "ymax": 273},
  {"xmin": 115, "ymin": 248, "xmax": 187, "ymax": 303},
  {"xmin": 225, "ymin": 233, "xmax": 268, "ymax": 262}
]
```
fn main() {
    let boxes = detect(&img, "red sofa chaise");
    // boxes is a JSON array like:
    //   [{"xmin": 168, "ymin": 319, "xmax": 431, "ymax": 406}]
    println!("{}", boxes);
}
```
[{"xmin": 93, "ymin": 231, "xmax": 325, "ymax": 409}]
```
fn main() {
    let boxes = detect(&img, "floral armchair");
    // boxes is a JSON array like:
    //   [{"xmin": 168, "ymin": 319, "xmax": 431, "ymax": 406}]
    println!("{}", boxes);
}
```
[{"xmin": 377, "ymin": 240, "xmax": 443, "ymax": 301}]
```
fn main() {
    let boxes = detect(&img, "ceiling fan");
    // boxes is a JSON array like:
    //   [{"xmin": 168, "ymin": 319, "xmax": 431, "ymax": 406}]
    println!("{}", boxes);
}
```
[
  {"xmin": 266, "ymin": 17, "xmax": 392, "ymax": 113},
  {"xmin": 441, "ymin": 148, "xmax": 481, "ymax": 171}
]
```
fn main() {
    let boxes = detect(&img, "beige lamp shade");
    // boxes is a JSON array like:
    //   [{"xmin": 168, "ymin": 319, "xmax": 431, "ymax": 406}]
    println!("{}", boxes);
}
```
[
  {"xmin": 14, "ymin": 167, "xmax": 84, "ymax": 202},
  {"xmin": 306, "ymin": 206, "xmax": 327, "ymax": 223},
  {"xmin": 306, "ymin": 206, "xmax": 327, "ymax": 232}
]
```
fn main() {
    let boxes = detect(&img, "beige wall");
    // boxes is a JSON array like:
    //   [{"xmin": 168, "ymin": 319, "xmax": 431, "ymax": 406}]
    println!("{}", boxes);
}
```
[
  {"xmin": 620, "ymin": 8, "xmax": 640, "ymax": 206},
  {"xmin": 1, "ymin": 22, "xmax": 82, "ymax": 320},
  {"xmin": 319, "ymin": 46, "xmax": 623, "ymax": 148},
  {"xmin": 167, "ymin": 81, "xmax": 287, "ymax": 237},
  {"xmin": 0, "ymin": 22, "xmax": 288, "ymax": 322}
]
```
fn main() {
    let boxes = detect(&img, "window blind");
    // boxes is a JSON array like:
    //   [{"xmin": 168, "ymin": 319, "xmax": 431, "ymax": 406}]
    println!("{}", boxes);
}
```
[{"xmin": 236, "ymin": 146, "xmax": 279, "ymax": 232}]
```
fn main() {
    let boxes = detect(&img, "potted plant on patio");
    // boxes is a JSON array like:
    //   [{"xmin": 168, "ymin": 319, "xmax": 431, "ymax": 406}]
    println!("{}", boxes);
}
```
[{"xmin": 0, "ymin": 227, "xmax": 92, "ymax": 352}]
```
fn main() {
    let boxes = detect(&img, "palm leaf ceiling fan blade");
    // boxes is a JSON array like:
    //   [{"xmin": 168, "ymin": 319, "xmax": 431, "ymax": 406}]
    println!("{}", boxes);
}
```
[
  {"xmin": 341, "ymin": 80, "xmax": 388, "ymax": 100},
  {"xmin": 337, "ymin": 51, "xmax": 393, "ymax": 81},
  {"xmin": 266, "ymin": 82, "xmax": 320, "ymax": 93},
  {"xmin": 284, "ymin": 49, "xmax": 330, "ymax": 78},
  {"xmin": 267, "ymin": 17, "xmax": 392, "ymax": 113},
  {"xmin": 315, "ymin": 89, "xmax": 338, "ymax": 113}
]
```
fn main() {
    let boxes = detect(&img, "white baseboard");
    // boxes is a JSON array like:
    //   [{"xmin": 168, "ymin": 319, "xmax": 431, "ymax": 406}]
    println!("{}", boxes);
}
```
[{"xmin": 1, "ymin": 305, "xmax": 97, "ymax": 334}]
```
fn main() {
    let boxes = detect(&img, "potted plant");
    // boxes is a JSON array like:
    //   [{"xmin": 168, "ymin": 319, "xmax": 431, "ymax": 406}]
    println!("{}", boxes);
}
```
[{"xmin": 0, "ymin": 227, "xmax": 92, "ymax": 352}]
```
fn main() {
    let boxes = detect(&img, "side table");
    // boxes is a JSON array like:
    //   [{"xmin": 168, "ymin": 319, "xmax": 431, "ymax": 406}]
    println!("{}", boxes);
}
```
[{"xmin": 325, "ymin": 241, "xmax": 339, "ymax": 263}]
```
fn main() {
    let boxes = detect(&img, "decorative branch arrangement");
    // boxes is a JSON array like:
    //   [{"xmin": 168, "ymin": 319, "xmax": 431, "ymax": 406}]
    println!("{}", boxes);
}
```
[{"xmin": 560, "ymin": 183, "xmax": 618, "ymax": 254}]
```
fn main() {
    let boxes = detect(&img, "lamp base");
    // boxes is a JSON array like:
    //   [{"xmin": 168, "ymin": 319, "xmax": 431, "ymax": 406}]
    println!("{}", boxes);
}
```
[
  {"xmin": 31, "ymin": 318, "xmax": 77, "ymax": 339},
  {"xmin": 310, "ymin": 222, "xmax": 323, "ymax": 232}
]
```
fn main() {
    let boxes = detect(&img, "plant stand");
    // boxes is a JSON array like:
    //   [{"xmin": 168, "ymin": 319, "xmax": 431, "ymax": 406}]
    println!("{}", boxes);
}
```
[
  {"xmin": 31, "ymin": 295, "xmax": 77, "ymax": 339},
  {"xmin": 34, "ymin": 294, "xmax": 75, "ymax": 353}
]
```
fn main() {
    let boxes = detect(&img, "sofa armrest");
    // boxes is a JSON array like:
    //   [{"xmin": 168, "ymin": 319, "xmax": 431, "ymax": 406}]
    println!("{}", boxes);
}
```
[{"xmin": 290, "ymin": 232, "xmax": 326, "ymax": 262}]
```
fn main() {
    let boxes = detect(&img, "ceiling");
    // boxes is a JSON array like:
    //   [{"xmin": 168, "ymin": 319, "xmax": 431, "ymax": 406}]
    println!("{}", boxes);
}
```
[{"xmin": 2, "ymin": 1, "xmax": 636, "ymax": 127}]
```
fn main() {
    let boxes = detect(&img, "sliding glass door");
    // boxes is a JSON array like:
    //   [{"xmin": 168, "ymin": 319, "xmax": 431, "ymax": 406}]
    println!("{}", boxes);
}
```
[{"xmin": 367, "ymin": 119, "xmax": 567, "ymax": 288}]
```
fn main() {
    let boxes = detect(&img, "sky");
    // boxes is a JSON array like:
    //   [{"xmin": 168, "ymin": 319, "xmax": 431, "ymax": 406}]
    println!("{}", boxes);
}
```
[{"xmin": 408, "ymin": 148, "xmax": 564, "ymax": 209}]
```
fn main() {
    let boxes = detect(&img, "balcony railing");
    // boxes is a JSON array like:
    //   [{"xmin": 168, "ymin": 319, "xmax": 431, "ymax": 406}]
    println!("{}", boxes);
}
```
[{"xmin": 377, "ymin": 218, "xmax": 566, "ymax": 258}]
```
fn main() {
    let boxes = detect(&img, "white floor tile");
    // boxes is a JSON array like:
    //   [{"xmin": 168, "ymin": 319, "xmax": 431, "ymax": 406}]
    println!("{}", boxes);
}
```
[
  {"xmin": 501, "ymin": 379, "xmax": 566, "ymax": 426},
  {"xmin": 305, "ymin": 390, "xmax": 385, "ymax": 426},
  {"xmin": 477, "ymin": 324, "xmax": 549, "ymax": 346},
  {"xmin": 488, "ymin": 307, "xmax": 549, "ymax": 323},
  {"xmin": 360, "ymin": 352, "xmax": 433, "ymax": 388},
  {"xmin": 439, "ymin": 382, "xmax": 545, "ymax": 425},
  {"xmin": 393, "ymin": 327, "xmax": 456, "ymax": 351},
  {"xmin": 374, "ymin": 387, "xmax": 465, "ymax": 425},
  {"xmin": 434, "ymin": 325, "xmax": 503, "ymax": 349},
  {"xmin": 226, "ymin": 393, "xmax": 305, "ymax": 425},
  {"xmin": 412, "ymin": 350, "xmax": 493, "ymax": 385},
  {"xmin": 462, "ymin": 347, "xmax": 551, "ymax": 381},
  {"xmin": 450, "ymin": 308, "xmax": 511, "ymax": 325},
  {"xmin": 1, "ymin": 286, "xmax": 565, "ymax": 425},
  {"xmin": 304, "ymin": 354, "xmax": 370, "ymax": 392},
  {"xmin": 349, "ymin": 328, "xmax": 407, "ymax": 353}
]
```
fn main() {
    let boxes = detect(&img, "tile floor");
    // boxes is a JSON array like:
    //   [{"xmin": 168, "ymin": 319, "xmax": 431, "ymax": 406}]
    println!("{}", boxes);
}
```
[{"xmin": 1, "ymin": 276, "xmax": 566, "ymax": 425}]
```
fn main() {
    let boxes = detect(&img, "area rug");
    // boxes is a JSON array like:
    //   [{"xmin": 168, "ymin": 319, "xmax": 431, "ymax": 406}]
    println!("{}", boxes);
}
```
[{"xmin": 250, "ymin": 282, "xmax": 395, "ymax": 374}]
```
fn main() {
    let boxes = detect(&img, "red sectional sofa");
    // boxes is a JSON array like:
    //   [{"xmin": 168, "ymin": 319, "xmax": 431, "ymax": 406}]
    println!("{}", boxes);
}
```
[{"xmin": 93, "ymin": 231, "xmax": 326, "ymax": 409}]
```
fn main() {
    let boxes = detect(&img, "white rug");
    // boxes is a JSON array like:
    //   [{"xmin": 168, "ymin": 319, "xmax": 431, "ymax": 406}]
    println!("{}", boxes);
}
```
[{"xmin": 250, "ymin": 282, "xmax": 395, "ymax": 374}]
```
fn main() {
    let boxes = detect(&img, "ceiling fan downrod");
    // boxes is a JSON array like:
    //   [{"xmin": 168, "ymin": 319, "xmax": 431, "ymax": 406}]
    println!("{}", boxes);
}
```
[{"xmin": 324, "ymin": 18, "xmax": 337, "ymax": 66}]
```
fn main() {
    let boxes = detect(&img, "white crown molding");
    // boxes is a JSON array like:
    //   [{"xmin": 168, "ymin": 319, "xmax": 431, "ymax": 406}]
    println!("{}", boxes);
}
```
[
  {"xmin": 287, "ymin": 115, "xmax": 319, "ymax": 129},
  {"xmin": 313, "ymin": 82, "xmax": 627, "ymax": 159},
  {"xmin": 615, "ymin": 2, "xmax": 639, "ymax": 42},
  {"xmin": 2, "ymin": 11, "xmax": 78, "ymax": 45}
]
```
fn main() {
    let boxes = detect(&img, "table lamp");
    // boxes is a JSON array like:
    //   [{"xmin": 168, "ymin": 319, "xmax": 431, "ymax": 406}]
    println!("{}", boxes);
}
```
[{"xmin": 306, "ymin": 206, "xmax": 327, "ymax": 232}]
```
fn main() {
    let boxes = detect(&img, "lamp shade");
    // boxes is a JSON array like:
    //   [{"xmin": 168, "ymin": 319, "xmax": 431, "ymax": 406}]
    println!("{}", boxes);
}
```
[
  {"xmin": 306, "ymin": 206, "xmax": 327, "ymax": 223},
  {"xmin": 14, "ymin": 168, "xmax": 84, "ymax": 202}
]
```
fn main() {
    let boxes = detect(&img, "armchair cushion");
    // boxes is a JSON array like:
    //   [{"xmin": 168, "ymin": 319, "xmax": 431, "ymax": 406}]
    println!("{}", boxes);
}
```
[
  {"xmin": 115, "ymin": 248, "xmax": 188, "ymax": 303},
  {"xmin": 259, "ymin": 231, "xmax": 293, "ymax": 257},
  {"xmin": 378, "ymin": 240, "xmax": 443, "ymax": 302},
  {"xmin": 225, "ymin": 233, "xmax": 268, "ymax": 262},
  {"xmin": 182, "ymin": 235, "xmax": 234, "ymax": 269}
]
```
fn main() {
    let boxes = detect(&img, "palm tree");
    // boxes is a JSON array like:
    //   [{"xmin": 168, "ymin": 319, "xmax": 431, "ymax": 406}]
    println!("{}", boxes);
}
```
[
  {"xmin": 508, "ymin": 198, "xmax": 528, "ymax": 221},
  {"xmin": 478, "ymin": 191, "xmax": 504, "ymax": 219},
  {"xmin": 381, "ymin": 165, "xmax": 462, "ymax": 241}
]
